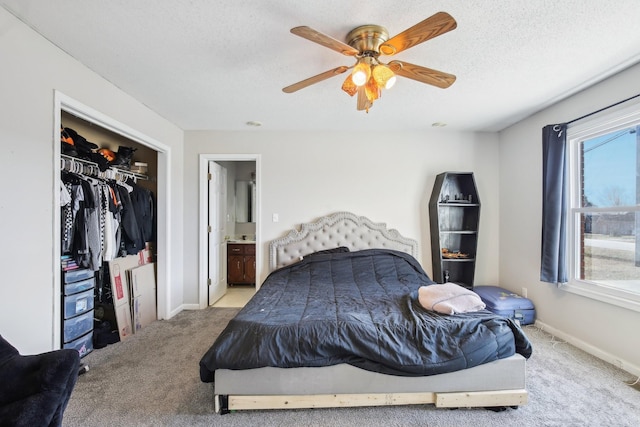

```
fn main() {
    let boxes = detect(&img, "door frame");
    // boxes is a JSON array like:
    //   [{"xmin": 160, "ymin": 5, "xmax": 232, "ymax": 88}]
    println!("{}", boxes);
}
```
[
  {"xmin": 198, "ymin": 154, "xmax": 261, "ymax": 309},
  {"xmin": 53, "ymin": 91, "xmax": 172, "ymax": 348}
]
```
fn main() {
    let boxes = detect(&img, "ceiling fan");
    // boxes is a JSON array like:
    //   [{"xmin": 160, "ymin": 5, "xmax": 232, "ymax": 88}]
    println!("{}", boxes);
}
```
[{"xmin": 282, "ymin": 11, "xmax": 457, "ymax": 112}]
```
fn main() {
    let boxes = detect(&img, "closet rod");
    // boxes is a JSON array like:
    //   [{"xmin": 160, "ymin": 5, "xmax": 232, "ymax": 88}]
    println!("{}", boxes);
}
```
[{"xmin": 60, "ymin": 154, "xmax": 148, "ymax": 182}]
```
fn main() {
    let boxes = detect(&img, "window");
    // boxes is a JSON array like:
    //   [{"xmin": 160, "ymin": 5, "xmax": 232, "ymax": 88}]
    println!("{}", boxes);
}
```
[{"xmin": 565, "ymin": 102, "xmax": 640, "ymax": 311}]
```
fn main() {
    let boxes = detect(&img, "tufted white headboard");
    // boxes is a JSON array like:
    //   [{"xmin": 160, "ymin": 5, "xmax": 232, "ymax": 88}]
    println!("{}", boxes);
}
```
[{"xmin": 269, "ymin": 212, "xmax": 419, "ymax": 270}]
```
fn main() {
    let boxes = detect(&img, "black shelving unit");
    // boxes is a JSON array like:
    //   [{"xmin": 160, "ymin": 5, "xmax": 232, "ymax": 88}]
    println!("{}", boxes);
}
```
[{"xmin": 428, "ymin": 172, "xmax": 480, "ymax": 289}]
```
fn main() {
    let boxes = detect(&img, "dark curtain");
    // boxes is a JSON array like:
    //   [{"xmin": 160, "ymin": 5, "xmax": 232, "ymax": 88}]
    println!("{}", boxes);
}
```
[{"xmin": 541, "ymin": 123, "xmax": 568, "ymax": 284}]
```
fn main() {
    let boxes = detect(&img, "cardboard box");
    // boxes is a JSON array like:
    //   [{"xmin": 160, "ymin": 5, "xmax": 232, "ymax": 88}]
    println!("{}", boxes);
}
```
[
  {"xmin": 108, "ymin": 254, "xmax": 143, "ymax": 340},
  {"xmin": 114, "ymin": 302, "xmax": 133, "ymax": 339},
  {"xmin": 108, "ymin": 255, "xmax": 141, "ymax": 307},
  {"xmin": 128, "ymin": 263, "xmax": 157, "ymax": 332},
  {"xmin": 138, "ymin": 242, "xmax": 154, "ymax": 265}
]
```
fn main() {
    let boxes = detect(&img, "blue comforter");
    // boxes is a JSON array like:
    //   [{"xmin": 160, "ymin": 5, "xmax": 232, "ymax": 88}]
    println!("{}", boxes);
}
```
[{"xmin": 200, "ymin": 249, "xmax": 532, "ymax": 382}]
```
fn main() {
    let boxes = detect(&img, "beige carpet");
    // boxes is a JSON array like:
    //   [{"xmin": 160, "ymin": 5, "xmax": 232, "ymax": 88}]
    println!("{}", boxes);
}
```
[{"xmin": 62, "ymin": 307, "xmax": 640, "ymax": 426}]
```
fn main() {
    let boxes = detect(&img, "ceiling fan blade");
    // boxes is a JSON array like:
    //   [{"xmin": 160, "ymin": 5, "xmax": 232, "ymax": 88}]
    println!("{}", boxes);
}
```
[
  {"xmin": 291, "ymin": 26, "xmax": 360, "ymax": 56},
  {"xmin": 282, "ymin": 66, "xmax": 350, "ymax": 93},
  {"xmin": 379, "ymin": 12, "xmax": 457, "ymax": 56},
  {"xmin": 356, "ymin": 86, "xmax": 372, "ymax": 111},
  {"xmin": 389, "ymin": 61, "xmax": 456, "ymax": 88}
]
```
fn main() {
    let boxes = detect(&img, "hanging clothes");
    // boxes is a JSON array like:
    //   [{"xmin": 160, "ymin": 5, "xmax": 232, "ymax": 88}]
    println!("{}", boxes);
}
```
[
  {"xmin": 127, "ymin": 179, "xmax": 155, "ymax": 243},
  {"xmin": 102, "ymin": 183, "xmax": 121, "ymax": 262},
  {"xmin": 115, "ymin": 182, "xmax": 144, "ymax": 255},
  {"xmin": 61, "ymin": 172, "xmax": 89, "ymax": 262},
  {"xmin": 61, "ymin": 169, "xmax": 154, "ymax": 271}
]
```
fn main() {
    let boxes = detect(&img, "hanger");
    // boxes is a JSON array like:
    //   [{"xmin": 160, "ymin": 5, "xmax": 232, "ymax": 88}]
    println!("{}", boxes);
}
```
[{"xmin": 61, "ymin": 154, "xmax": 144, "ymax": 183}]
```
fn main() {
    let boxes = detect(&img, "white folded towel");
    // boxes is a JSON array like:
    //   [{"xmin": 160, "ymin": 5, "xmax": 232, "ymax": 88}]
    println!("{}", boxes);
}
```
[{"xmin": 418, "ymin": 283, "xmax": 486, "ymax": 315}]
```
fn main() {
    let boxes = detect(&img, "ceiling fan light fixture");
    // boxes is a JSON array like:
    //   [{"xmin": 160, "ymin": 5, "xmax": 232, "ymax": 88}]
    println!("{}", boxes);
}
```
[
  {"xmin": 385, "ymin": 75, "xmax": 397, "ymax": 89},
  {"xmin": 341, "ymin": 74, "xmax": 358, "ymax": 96},
  {"xmin": 283, "ymin": 12, "xmax": 457, "ymax": 112},
  {"xmin": 365, "ymin": 76, "xmax": 381, "ymax": 103},
  {"xmin": 372, "ymin": 64, "xmax": 396, "ymax": 89},
  {"xmin": 351, "ymin": 61, "xmax": 371, "ymax": 86}
]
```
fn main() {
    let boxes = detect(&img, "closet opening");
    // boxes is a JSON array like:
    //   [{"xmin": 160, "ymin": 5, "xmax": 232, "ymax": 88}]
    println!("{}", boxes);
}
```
[{"xmin": 53, "ymin": 92, "xmax": 172, "ymax": 353}]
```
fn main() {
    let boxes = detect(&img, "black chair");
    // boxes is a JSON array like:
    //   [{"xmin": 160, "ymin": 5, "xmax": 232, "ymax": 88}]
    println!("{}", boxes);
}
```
[{"xmin": 0, "ymin": 334, "xmax": 80, "ymax": 427}]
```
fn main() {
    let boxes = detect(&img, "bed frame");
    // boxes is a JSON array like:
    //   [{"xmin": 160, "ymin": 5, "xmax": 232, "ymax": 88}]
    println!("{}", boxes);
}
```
[{"xmin": 214, "ymin": 212, "xmax": 527, "ymax": 413}]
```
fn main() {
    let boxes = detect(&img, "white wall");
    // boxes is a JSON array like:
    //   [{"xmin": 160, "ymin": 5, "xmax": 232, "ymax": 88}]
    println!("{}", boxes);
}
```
[
  {"xmin": 499, "ymin": 63, "xmax": 640, "ymax": 374},
  {"xmin": 0, "ymin": 8, "xmax": 184, "ymax": 353},
  {"xmin": 183, "ymin": 130, "xmax": 500, "ymax": 304}
]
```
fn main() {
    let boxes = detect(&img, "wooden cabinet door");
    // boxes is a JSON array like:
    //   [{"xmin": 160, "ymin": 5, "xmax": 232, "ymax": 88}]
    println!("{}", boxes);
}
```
[
  {"xmin": 227, "ymin": 243, "xmax": 256, "ymax": 285},
  {"xmin": 227, "ymin": 255, "xmax": 245, "ymax": 284},
  {"xmin": 244, "ymin": 255, "xmax": 256, "ymax": 283}
]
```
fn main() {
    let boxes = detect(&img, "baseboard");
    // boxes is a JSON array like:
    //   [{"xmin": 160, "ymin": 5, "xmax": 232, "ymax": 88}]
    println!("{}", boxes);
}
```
[
  {"xmin": 169, "ymin": 303, "xmax": 223, "ymax": 319},
  {"xmin": 535, "ymin": 320, "xmax": 640, "ymax": 378},
  {"xmin": 167, "ymin": 305, "xmax": 187, "ymax": 318}
]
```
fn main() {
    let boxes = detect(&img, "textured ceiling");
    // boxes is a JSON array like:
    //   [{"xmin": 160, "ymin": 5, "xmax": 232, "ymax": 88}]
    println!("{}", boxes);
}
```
[{"xmin": 2, "ymin": 0, "xmax": 640, "ymax": 132}]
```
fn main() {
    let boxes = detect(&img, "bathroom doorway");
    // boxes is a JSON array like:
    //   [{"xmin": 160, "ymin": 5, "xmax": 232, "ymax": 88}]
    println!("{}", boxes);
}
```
[{"xmin": 198, "ymin": 154, "xmax": 260, "ymax": 308}]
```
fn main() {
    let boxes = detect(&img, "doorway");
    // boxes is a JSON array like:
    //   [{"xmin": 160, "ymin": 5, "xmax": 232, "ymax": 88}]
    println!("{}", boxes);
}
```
[{"xmin": 198, "ymin": 154, "xmax": 261, "ymax": 308}]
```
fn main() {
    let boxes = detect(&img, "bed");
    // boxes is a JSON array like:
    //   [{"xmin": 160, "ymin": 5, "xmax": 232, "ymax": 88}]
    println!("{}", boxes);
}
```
[{"xmin": 200, "ymin": 212, "xmax": 532, "ymax": 413}]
